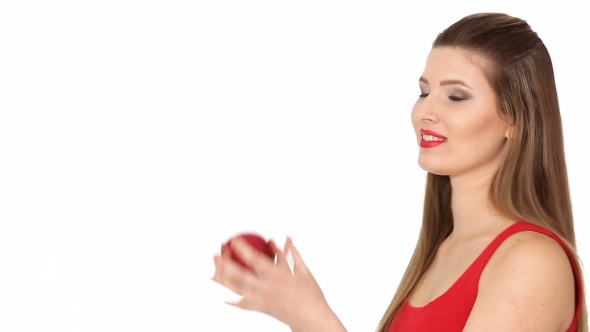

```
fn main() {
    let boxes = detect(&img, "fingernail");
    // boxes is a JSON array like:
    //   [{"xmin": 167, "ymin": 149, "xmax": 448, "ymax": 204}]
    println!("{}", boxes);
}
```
[
  {"xmin": 286, "ymin": 249, "xmax": 294, "ymax": 275},
  {"xmin": 286, "ymin": 249, "xmax": 293, "ymax": 260}
]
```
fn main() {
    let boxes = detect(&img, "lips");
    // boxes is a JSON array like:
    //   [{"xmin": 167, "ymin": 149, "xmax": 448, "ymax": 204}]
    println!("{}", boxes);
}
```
[
  {"xmin": 420, "ymin": 129, "xmax": 447, "ymax": 139},
  {"xmin": 419, "ymin": 129, "xmax": 447, "ymax": 148}
]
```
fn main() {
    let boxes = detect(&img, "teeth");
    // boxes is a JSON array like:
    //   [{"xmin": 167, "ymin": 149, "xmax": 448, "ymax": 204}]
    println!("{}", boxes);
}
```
[{"xmin": 422, "ymin": 134, "xmax": 446, "ymax": 142}]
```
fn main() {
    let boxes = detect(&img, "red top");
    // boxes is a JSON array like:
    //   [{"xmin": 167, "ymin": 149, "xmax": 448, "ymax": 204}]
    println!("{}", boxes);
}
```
[{"xmin": 389, "ymin": 221, "xmax": 583, "ymax": 332}]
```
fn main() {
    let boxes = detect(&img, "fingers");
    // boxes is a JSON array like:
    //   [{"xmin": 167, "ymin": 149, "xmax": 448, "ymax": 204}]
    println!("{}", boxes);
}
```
[
  {"xmin": 230, "ymin": 237, "xmax": 275, "ymax": 276},
  {"xmin": 213, "ymin": 236, "xmax": 301, "ymax": 300},
  {"xmin": 267, "ymin": 240, "xmax": 281, "ymax": 259},
  {"xmin": 285, "ymin": 237, "xmax": 309, "ymax": 275},
  {"xmin": 224, "ymin": 296, "xmax": 269, "ymax": 314},
  {"xmin": 292, "ymin": 247, "xmax": 306, "ymax": 275},
  {"xmin": 281, "ymin": 237, "xmax": 295, "ymax": 275},
  {"xmin": 268, "ymin": 240, "xmax": 290, "ymax": 270},
  {"xmin": 225, "ymin": 296, "xmax": 254, "ymax": 310},
  {"xmin": 213, "ymin": 254, "xmax": 261, "ymax": 299}
]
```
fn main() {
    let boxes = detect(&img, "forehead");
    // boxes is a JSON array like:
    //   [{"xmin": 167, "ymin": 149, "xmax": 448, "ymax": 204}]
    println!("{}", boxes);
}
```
[{"xmin": 422, "ymin": 47, "xmax": 489, "ymax": 88}]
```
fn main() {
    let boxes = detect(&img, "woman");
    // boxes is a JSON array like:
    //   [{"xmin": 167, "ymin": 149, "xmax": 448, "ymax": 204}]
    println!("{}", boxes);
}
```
[{"xmin": 212, "ymin": 13, "xmax": 587, "ymax": 332}]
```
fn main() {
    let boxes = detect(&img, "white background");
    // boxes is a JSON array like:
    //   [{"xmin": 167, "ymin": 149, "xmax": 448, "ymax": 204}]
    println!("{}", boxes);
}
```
[{"xmin": 0, "ymin": 1, "xmax": 588, "ymax": 331}]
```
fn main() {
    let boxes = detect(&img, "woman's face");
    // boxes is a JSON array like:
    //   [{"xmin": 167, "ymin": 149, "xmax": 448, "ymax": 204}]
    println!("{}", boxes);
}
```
[{"xmin": 411, "ymin": 47, "xmax": 511, "ymax": 179}]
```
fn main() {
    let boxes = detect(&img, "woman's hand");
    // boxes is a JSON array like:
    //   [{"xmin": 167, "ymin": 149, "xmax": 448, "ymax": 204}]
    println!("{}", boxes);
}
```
[{"xmin": 212, "ymin": 237, "xmax": 340, "ymax": 331}]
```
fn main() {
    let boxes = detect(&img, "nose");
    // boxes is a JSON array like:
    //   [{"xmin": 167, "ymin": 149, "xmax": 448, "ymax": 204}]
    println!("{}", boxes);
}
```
[{"xmin": 412, "ymin": 95, "xmax": 439, "ymax": 123}]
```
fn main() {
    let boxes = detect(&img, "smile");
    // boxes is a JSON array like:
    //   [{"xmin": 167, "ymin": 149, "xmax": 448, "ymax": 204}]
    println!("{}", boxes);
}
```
[
  {"xmin": 420, "ymin": 129, "xmax": 447, "ymax": 148},
  {"xmin": 422, "ymin": 134, "xmax": 446, "ymax": 142}
]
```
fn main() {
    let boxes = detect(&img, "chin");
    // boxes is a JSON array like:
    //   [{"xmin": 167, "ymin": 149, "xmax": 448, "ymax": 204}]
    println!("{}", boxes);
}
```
[{"xmin": 417, "ymin": 158, "xmax": 452, "ymax": 176}]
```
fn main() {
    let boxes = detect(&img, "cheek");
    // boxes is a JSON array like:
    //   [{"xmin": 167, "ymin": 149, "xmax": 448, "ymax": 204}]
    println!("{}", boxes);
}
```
[{"xmin": 451, "ymin": 115, "xmax": 507, "ymax": 154}]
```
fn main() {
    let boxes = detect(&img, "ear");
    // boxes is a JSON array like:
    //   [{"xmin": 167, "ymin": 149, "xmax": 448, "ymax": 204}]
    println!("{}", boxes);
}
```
[
  {"xmin": 505, "ymin": 124, "xmax": 516, "ymax": 140},
  {"xmin": 497, "ymin": 107, "xmax": 515, "ymax": 140}
]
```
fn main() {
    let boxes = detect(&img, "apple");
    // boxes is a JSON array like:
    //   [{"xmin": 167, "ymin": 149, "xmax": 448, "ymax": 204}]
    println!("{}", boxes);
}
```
[{"xmin": 222, "ymin": 233, "xmax": 275, "ymax": 269}]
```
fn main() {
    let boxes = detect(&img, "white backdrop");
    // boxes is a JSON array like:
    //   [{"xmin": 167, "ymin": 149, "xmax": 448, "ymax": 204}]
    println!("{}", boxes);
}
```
[{"xmin": 0, "ymin": 1, "xmax": 588, "ymax": 331}]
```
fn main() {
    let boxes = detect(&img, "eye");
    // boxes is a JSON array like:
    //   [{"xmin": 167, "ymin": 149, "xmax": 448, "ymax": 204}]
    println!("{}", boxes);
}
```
[{"xmin": 448, "ymin": 95, "xmax": 467, "ymax": 102}]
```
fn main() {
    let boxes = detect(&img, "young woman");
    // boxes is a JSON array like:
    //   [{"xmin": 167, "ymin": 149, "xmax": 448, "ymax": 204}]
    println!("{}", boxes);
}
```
[{"xmin": 212, "ymin": 13, "xmax": 587, "ymax": 332}]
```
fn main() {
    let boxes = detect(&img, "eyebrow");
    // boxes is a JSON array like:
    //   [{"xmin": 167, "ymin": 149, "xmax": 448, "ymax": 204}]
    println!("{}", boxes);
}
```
[{"xmin": 419, "ymin": 77, "xmax": 472, "ymax": 90}]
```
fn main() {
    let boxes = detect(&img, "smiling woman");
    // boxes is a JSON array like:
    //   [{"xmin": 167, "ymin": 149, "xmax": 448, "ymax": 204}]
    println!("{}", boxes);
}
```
[
  {"xmin": 412, "ymin": 47, "xmax": 512, "ymax": 178},
  {"xmin": 379, "ymin": 13, "xmax": 587, "ymax": 332},
  {"xmin": 211, "ymin": 12, "xmax": 587, "ymax": 332}
]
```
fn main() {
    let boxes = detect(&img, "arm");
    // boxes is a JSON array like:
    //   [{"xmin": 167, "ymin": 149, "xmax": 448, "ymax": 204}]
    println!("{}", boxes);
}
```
[
  {"xmin": 290, "ymin": 305, "xmax": 348, "ymax": 332},
  {"xmin": 463, "ymin": 232, "xmax": 576, "ymax": 332}
]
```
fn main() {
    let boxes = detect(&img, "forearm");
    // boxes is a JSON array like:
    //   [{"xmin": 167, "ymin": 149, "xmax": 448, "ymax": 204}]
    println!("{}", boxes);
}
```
[{"xmin": 290, "ymin": 306, "xmax": 348, "ymax": 332}]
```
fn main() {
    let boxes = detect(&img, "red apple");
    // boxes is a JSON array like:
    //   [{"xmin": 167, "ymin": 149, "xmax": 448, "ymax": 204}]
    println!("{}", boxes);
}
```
[{"xmin": 222, "ymin": 233, "xmax": 275, "ymax": 269}]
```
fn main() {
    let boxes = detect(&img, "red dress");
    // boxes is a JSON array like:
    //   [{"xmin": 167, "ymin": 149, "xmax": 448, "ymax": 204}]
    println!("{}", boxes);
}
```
[{"xmin": 389, "ymin": 221, "xmax": 583, "ymax": 331}]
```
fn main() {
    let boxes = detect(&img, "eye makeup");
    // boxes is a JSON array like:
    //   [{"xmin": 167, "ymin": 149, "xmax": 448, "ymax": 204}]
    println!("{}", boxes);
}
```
[{"xmin": 447, "ymin": 88, "xmax": 471, "ymax": 101}]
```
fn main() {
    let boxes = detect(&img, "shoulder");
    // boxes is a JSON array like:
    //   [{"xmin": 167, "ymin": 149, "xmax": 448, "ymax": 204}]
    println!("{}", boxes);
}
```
[
  {"xmin": 491, "ymin": 230, "xmax": 574, "ymax": 279},
  {"xmin": 463, "ymin": 230, "xmax": 576, "ymax": 332}
]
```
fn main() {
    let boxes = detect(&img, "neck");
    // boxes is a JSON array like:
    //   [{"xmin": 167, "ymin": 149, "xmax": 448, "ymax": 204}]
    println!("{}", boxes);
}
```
[{"xmin": 448, "ymin": 170, "xmax": 514, "ymax": 242}]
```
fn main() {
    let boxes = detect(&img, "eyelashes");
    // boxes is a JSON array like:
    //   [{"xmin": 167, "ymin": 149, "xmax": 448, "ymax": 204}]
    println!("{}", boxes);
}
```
[
  {"xmin": 449, "ymin": 95, "xmax": 467, "ymax": 101},
  {"xmin": 418, "ymin": 93, "xmax": 467, "ymax": 101}
]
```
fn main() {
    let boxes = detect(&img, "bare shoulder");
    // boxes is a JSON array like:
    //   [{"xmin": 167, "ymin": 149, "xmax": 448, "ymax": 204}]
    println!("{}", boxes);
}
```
[
  {"xmin": 463, "ymin": 231, "xmax": 576, "ymax": 332},
  {"xmin": 491, "ymin": 230, "xmax": 574, "ymax": 277}
]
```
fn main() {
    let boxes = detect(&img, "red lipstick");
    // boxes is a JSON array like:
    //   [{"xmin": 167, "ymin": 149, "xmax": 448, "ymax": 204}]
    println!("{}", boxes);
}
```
[
  {"xmin": 419, "ymin": 129, "xmax": 447, "ymax": 148},
  {"xmin": 420, "ymin": 129, "xmax": 447, "ymax": 139}
]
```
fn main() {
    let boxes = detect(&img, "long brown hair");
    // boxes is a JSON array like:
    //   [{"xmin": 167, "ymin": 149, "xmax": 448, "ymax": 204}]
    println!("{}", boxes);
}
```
[{"xmin": 377, "ymin": 13, "xmax": 587, "ymax": 332}]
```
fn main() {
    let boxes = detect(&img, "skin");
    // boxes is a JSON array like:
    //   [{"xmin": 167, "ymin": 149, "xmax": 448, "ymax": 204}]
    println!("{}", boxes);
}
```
[
  {"xmin": 409, "ymin": 47, "xmax": 575, "ymax": 331},
  {"xmin": 212, "ymin": 237, "xmax": 347, "ymax": 332},
  {"xmin": 212, "ymin": 46, "xmax": 576, "ymax": 331},
  {"xmin": 412, "ymin": 46, "xmax": 516, "ymax": 241}
]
